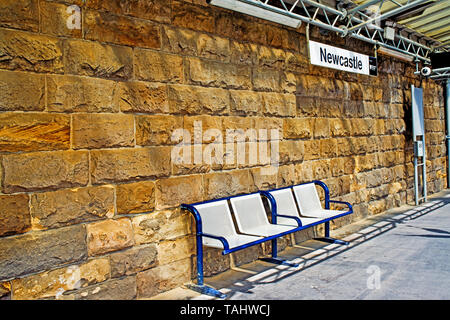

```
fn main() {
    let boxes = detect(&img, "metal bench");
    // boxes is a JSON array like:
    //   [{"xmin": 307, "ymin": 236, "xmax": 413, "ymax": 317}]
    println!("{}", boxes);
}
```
[{"xmin": 181, "ymin": 180, "xmax": 353, "ymax": 298}]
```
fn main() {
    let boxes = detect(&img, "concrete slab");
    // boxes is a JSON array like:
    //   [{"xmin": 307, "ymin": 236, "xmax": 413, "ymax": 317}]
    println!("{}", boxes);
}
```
[{"xmin": 156, "ymin": 190, "xmax": 450, "ymax": 300}]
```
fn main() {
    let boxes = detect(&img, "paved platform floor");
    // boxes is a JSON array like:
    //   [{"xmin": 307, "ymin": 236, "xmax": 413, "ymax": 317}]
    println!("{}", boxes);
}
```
[{"xmin": 153, "ymin": 190, "xmax": 450, "ymax": 300}]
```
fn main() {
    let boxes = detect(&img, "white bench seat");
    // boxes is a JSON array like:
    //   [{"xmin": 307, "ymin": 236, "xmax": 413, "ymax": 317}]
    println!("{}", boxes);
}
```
[
  {"xmin": 230, "ymin": 194, "xmax": 297, "ymax": 237},
  {"xmin": 194, "ymin": 200, "xmax": 263, "ymax": 250}
]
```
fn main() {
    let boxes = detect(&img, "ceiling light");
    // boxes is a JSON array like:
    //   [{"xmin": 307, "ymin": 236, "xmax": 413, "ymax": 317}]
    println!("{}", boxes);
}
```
[
  {"xmin": 377, "ymin": 46, "xmax": 415, "ymax": 62},
  {"xmin": 207, "ymin": 0, "xmax": 302, "ymax": 29}
]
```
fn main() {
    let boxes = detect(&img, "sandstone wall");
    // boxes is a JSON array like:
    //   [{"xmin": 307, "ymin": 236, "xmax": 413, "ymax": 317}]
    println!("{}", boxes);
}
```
[{"xmin": 0, "ymin": 0, "xmax": 447, "ymax": 300}]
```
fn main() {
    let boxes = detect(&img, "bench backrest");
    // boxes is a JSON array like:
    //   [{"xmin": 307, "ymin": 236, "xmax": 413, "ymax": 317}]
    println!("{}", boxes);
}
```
[
  {"xmin": 292, "ymin": 183, "xmax": 323, "ymax": 216},
  {"xmin": 194, "ymin": 200, "xmax": 237, "ymax": 237},
  {"xmin": 268, "ymin": 188, "xmax": 300, "ymax": 220},
  {"xmin": 229, "ymin": 194, "xmax": 269, "ymax": 233}
]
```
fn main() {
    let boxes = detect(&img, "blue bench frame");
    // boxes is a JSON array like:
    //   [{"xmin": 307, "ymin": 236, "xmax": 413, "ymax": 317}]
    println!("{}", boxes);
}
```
[{"xmin": 181, "ymin": 180, "xmax": 353, "ymax": 299}]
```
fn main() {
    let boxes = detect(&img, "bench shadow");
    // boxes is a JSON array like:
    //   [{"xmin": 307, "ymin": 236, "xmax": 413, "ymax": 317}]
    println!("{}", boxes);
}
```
[{"xmin": 199, "ymin": 196, "xmax": 450, "ymax": 299}]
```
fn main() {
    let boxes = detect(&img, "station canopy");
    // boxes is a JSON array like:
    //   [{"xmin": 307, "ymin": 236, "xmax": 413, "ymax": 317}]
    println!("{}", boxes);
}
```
[{"xmin": 208, "ymin": 0, "xmax": 450, "ymax": 80}]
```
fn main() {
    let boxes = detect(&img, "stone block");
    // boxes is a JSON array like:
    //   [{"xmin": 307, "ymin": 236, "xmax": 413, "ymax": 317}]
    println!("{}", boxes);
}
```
[
  {"xmin": 12, "ymin": 258, "xmax": 110, "ymax": 300},
  {"xmin": 136, "ymin": 115, "xmax": 183, "ymax": 146},
  {"xmin": 261, "ymin": 92, "xmax": 296, "ymax": 117},
  {"xmin": 187, "ymin": 58, "xmax": 251, "ymax": 89},
  {"xmin": 319, "ymin": 138, "xmax": 338, "ymax": 158},
  {"xmin": 0, "ymin": 224, "xmax": 87, "ymax": 280},
  {"xmin": 312, "ymin": 118, "xmax": 330, "ymax": 139},
  {"xmin": 157, "ymin": 236, "xmax": 195, "ymax": 265},
  {"xmin": 156, "ymin": 175, "xmax": 203, "ymax": 210},
  {"xmin": 203, "ymin": 170, "xmax": 250, "ymax": 199},
  {"xmin": 2, "ymin": 151, "xmax": 89, "ymax": 193},
  {"xmin": 84, "ymin": 10, "xmax": 160, "ymax": 49},
  {"xmin": 0, "ymin": 194, "xmax": 30, "ymax": 237},
  {"xmin": 0, "ymin": 28, "xmax": 63, "ymax": 73},
  {"xmin": 230, "ymin": 41, "xmax": 257, "ymax": 65},
  {"xmin": 116, "ymin": 181, "xmax": 156, "ymax": 215},
  {"xmin": 303, "ymin": 140, "xmax": 320, "ymax": 160},
  {"xmin": 72, "ymin": 113, "xmax": 135, "ymax": 149},
  {"xmin": 0, "ymin": 70, "xmax": 45, "ymax": 111},
  {"xmin": 257, "ymin": 46, "xmax": 285, "ymax": 69},
  {"xmin": 0, "ymin": 0, "xmax": 39, "ymax": 31},
  {"xmin": 110, "ymin": 244, "xmax": 158, "ymax": 278},
  {"xmin": 283, "ymin": 118, "xmax": 311, "ymax": 139},
  {"xmin": 197, "ymin": 33, "xmax": 230, "ymax": 61},
  {"xmin": 90, "ymin": 147, "xmax": 171, "ymax": 184},
  {"xmin": 132, "ymin": 209, "xmax": 192, "ymax": 245},
  {"xmin": 171, "ymin": 0, "xmax": 215, "ymax": 33},
  {"xmin": 87, "ymin": 218, "xmax": 134, "ymax": 256},
  {"xmin": 64, "ymin": 276, "xmax": 136, "ymax": 300},
  {"xmin": 168, "ymin": 85, "xmax": 230, "ymax": 115},
  {"xmin": 46, "ymin": 75, "xmax": 119, "ymax": 113},
  {"xmin": 183, "ymin": 115, "xmax": 223, "ymax": 144},
  {"xmin": 162, "ymin": 26, "xmax": 198, "ymax": 55},
  {"xmin": 40, "ymin": 1, "xmax": 82, "ymax": 37},
  {"xmin": 252, "ymin": 68, "xmax": 280, "ymax": 92},
  {"xmin": 0, "ymin": 113, "xmax": 70, "ymax": 152},
  {"xmin": 86, "ymin": 0, "xmax": 170, "ymax": 23},
  {"xmin": 118, "ymin": 81, "xmax": 168, "ymax": 114},
  {"xmin": 64, "ymin": 40, "xmax": 132, "ymax": 79},
  {"xmin": 134, "ymin": 49, "xmax": 183, "ymax": 83},
  {"xmin": 30, "ymin": 185, "xmax": 115, "ymax": 230},
  {"xmin": 136, "ymin": 258, "xmax": 191, "ymax": 299}
]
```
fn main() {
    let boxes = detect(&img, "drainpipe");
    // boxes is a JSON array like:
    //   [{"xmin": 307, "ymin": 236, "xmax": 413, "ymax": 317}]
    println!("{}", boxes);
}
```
[{"xmin": 446, "ymin": 80, "xmax": 450, "ymax": 188}]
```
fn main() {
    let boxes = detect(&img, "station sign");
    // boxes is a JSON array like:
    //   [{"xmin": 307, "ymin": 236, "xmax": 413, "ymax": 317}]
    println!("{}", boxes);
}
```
[{"xmin": 309, "ymin": 40, "xmax": 377, "ymax": 76}]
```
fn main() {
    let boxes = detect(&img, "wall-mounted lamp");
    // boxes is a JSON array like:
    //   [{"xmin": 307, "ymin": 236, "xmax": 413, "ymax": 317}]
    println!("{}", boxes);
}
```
[{"xmin": 377, "ymin": 46, "xmax": 415, "ymax": 62}]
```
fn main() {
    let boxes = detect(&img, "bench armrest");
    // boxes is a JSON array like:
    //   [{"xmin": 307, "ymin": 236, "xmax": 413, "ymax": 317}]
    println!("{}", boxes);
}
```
[
  {"xmin": 328, "ymin": 200, "xmax": 353, "ymax": 212},
  {"xmin": 201, "ymin": 233, "xmax": 230, "ymax": 251},
  {"xmin": 276, "ymin": 214, "xmax": 303, "ymax": 227}
]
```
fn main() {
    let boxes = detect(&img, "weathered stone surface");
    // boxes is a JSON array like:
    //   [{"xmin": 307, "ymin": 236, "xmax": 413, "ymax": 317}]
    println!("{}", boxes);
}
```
[
  {"xmin": 46, "ymin": 75, "xmax": 119, "ymax": 113},
  {"xmin": 203, "ymin": 170, "xmax": 250, "ymax": 199},
  {"xmin": 312, "ymin": 118, "xmax": 330, "ymax": 138},
  {"xmin": 0, "ymin": 194, "xmax": 30, "ymax": 237},
  {"xmin": 0, "ymin": 28, "xmax": 63, "ymax": 73},
  {"xmin": 30, "ymin": 186, "xmax": 115, "ymax": 230},
  {"xmin": 136, "ymin": 258, "xmax": 191, "ymax": 299},
  {"xmin": 40, "ymin": 1, "xmax": 82, "ymax": 37},
  {"xmin": 261, "ymin": 92, "xmax": 296, "ymax": 117},
  {"xmin": 72, "ymin": 113, "xmax": 135, "ymax": 149},
  {"xmin": 172, "ymin": 0, "xmax": 214, "ymax": 33},
  {"xmin": 0, "ymin": 281, "xmax": 10, "ymax": 300},
  {"xmin": 63, "ymin": 276, "xmax": 136, "ymax": 300},
  {"xmin": 0, "ymin": 70, "xmax": 44, "ymax": 112},
  {"xmin": 87, "ymin": 218, "xmax": 134, "ymax": 256},
  {"xmin": 84, "ymin": 10, "xmax": 161, "ymax": 49},
  {"xmin": 110, "ymin": 244, "xmax": 158, "ymax": 278},
  {"xmin": 134, "ymin": 49, "xmax": 183, "ymax": 83},
  {"xmin": 162, "ymin": 26, "xmax": 198, "ymax": 55},
  {"xmin": 12, "ymin": 258, "xmax": 110, "ymax": 300},
  {"xmin": 116, "ymin": 181, "xmax": 156, "ymax": 215},
  {"xmin": 136, "ymin": 115, "xmax": 183, "ymax": 146},
  {"xmin": 156, "ymin": 175, "xmax": 203, "ymax": 210},
  {"xmin": 188, "ymin": 58, "xmax": 251, "ymax": 89},
  {"xmin": 118, "ymin": 81, "xmax": 168, "ymax": 114},
  {"xmin": 64, "ymin": 40, "xmax": 133, "ymax": 79},
  {"xmin": 157, "ymin": 236, "xmax": 195, "ymax": 265},
  {"xmin": 132, "ymin": 209, "xmax": 192, "ymax": 245},
  {"xmin": 252, "ymin": 68, "xmax": 280, "ymax": 92},
  {"xmin": 0, "ymin": 224, "xmax": 87, "ymax": 280},
  {"xmin": 283, "ymin": 118, "xmax": 311, "ymax": 139},
  {"xmin": 230, "ymin": 90, "xmax": 261, "ymax": 115},
  {"xmin": 2, "ymin": 151, "xmax": 89, "ymax": 193},
  {"xmin": 86, "ymin": 0, "xmax": 170, "ymax": 23},
  {"xmin": 90, "ymin": 147, "xmax": 171, "ymax": 184},
  {"xmin": 168, "ymin": 85, "xmax": 230, "ymax": 115},
  {"xmin": 197, "ymin": 34, "xmax": 230, "ymax": 61},
  {"xmin": 0, "ymin": 113, "xmax": 70, "ymax": 152},
  {"xmin": 230, "ymin": 41, "xmax": 257, "ymax": 65},
  {"xmin": 0, "ymin": 0, "xmax": 39, "ymax": 31}
]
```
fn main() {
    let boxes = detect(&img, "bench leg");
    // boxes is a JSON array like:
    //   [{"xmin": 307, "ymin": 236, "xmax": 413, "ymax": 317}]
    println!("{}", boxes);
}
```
[
  {"xmin": 314, "ymin": 222, "xmax": 349, "ymax": 245},
  {"xmin": 190, "ymin": 234, "xmax": 227, "ymax": 299}
]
